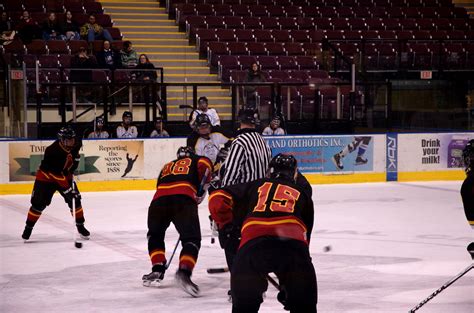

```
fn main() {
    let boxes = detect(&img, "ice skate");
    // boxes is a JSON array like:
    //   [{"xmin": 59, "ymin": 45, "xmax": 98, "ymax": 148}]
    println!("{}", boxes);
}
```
[
  {"xmin": 332, "ymin": 153, "xmax": 344, "ymax": 170},
  {"xmin": 76, "ymin": 224, "xmax": 90, "ymax": 240},
  {"xmin": 22, "ymin": 226, "xmax": 33, "ymax": 242},
  {"xmin": 142, "ymin": 271, "xmax": 165, "ymax": 287},
  {"xmin": 355, "ymin": 156, "xmax": 368, "ymax": 165},
  {"xmin": 175, "ymin": 269, "xmax": 200, "ymax": 297}
]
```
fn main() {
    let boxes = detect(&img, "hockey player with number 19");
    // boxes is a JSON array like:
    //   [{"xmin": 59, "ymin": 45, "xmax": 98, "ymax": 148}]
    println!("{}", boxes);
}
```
[{"xmin": 461, "ymin": 139, "xmax": 474, "ymax": 256}]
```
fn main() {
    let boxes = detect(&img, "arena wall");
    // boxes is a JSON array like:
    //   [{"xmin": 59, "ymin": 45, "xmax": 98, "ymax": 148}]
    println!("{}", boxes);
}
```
[{"xmin": 0, "ymin": 132, "xmax": 471, "ymax": 195}]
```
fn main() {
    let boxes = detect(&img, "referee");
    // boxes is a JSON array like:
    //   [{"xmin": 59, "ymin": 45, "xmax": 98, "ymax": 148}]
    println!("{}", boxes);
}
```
[
  {"xmin": 221, "ymin": 109, "xmax": 272, "ymax": 187},
  {"xmin": 218, "ymin": 108, "xmax": 272, "ymax": 272}
]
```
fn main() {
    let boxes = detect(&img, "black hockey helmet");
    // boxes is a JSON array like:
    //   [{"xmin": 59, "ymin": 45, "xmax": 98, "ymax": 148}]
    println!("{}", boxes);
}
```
[
  {"xmin": 57, "ymin": 126, "xmax": 76, "ymax": 140},
  {"xmin": 269, "ymin": 153, "xmax": 297, "ymax": 182},
  {"xmin": 238, "ymin": 108, "xmax": 258, "ymax": 125},
  {"xmin": 122, "ymin": 111, "xmax": 133, "ymax": 119},
  {"xmin": 177, "ymin": 146, "xmax": 195, "ymax": 159},
  {"xmin": 195, "ymin": 113, "xmax": 211, "ymax": 127},
  {"xmin": 95, "ymin": 117, "xmax": 104, "ymax": 125},
  {"xmin": 58, "ymin": 126, "xmax": 76, "ymax": 149},
  {"xmin": 462, "ymin": 139, "xmax": 474, "ymax": 172}
]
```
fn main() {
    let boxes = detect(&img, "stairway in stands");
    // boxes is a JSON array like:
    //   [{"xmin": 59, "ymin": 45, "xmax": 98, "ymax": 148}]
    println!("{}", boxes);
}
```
[
  {"xmin": 99, "ymin": 0, "xmax": 232, "ymax": 122},
  {"xmin": 453, "ymin": 0, "xmax": 474, "ymax": 16}
]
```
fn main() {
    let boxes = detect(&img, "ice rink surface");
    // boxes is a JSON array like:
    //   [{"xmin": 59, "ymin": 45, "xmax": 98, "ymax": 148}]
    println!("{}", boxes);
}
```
[{"xmin": 1, "ymin": 181, "xmax": 473, "ymax": 313}]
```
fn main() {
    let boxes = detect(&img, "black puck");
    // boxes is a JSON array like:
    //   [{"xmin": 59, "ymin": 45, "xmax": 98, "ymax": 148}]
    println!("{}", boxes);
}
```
[{"xmin": 75, "ymin": 242, "xmax": 83, "ymax": 249}]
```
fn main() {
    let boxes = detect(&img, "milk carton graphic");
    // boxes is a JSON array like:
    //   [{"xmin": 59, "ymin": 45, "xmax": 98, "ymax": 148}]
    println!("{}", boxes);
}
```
[{"xmin": 447, "ymin": 136, "xmax": 469, "ymax": 168}]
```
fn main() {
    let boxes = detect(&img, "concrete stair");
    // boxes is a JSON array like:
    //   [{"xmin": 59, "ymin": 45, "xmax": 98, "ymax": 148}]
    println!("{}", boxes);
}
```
[
  {"xmin": 453, "ymin": 0, "xmax": 474, "ymax": 16},
  {"xmin": 100, "ymin": 0, "xmax": 232, "ymax": 122}
]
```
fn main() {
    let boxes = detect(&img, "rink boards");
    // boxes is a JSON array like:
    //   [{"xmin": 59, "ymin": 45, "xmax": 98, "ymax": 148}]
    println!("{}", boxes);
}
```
[{"xmin": 0, "ymin": 132, "xmax": 471, "ymax": 194}]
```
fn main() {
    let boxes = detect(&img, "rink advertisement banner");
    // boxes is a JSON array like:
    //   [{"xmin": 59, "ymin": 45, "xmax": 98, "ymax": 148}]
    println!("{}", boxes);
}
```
[
  {"xmin": 8, "ymin": 140, "xmax": 144, "ymax": 182},
  {"xmin": 81, "ymin": 140, "xmax": 144, "ymax": 180},
  {"xmin": 265, "ymin": 135, "xmax": 374, "ymax": 173},
  {"xmin": 386, "ymin": 133, "xmax": 398, "ymax": 181},
  {"xmin": 398, "ymin": 133, "xmax": 472, "ymax": 171}
]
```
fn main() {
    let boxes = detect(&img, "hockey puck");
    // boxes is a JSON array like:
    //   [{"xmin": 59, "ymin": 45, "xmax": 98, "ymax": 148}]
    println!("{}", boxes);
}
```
[
  {"xmin": 75, "ymin": 242, "xmax": 83, "ymax": 249},
  {"xmin": 323, "ymin": 245, "xmax": 331, "ymax": 252}
]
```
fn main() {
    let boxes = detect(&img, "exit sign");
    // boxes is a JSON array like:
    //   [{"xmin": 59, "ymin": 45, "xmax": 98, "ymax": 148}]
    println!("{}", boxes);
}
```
[
  {"xmin": 11, "ymin": 70, "xmax": 24, "ymax": 80},
  {"xmin": 420, "ymin": 71, "xmax": 432, "ymax": 79}
]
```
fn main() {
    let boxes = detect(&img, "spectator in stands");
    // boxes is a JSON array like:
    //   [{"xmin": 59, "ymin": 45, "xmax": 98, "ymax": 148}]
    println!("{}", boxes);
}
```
[
  {"xmin": 116, "ymin": 111, "xmax": 138, "ymax": 138},
  {"xmin": 0, "ymin": 11, "xmax": 16, "ymax": 45},
  {"xmin": 134, "ymin": 54, "xmax": 157, "ymax": 81},
  {"xmin": 87, "ymin": 117, "xmax": 110, "ymax": 139},
  {"xmin": 150, "ymin": 117, "xmax": 170, "ymax": 138},
  {"xmin": 16, "ymin": 10, "xmax": 41, "ymax": 44},
  {"xmin": 244, "ymin": 62, "xmax": 266, "ymax": 108},
  {"xmin": 61, "ymin": 11, "xmax": 80, "ymax": 41},
  {"xmin": 262, "ymin": 115, "xmax": 285, "ymax": 136},
  {"xmin": 120, "ymin": 41, "xmax": 138, "ymax": 68},
  {"xmin": 96, "ymin": 40, "xmax": 120, "ymax": 69},
  {"xmin": 71, "ymin": 46, "xmax": 97, "ymax": 82},
  {"xmin": 80, "ymin": 14, "xmax": 113, "ymax": 44},
  {"xmin": 42, "ymin": 12, "xmax": 65, "ymax": 41},
  {"xmin": 189, "ymin": 96, "xmax": 221, "ymax": 129}
]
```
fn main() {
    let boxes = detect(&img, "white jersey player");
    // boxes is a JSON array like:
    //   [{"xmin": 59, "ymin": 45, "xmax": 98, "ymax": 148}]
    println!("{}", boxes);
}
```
[{"xmin": 188, "ymin": 114, "xmax": 230, "ymax": 165}]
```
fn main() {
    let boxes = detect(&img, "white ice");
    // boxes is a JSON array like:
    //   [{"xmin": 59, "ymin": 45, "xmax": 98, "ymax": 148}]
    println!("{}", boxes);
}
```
[{"xmin": 1, "ymin": 181, "xmax": 473, "ymax": 313}]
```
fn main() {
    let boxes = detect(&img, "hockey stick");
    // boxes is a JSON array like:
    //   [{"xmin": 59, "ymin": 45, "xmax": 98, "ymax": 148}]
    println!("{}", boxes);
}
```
[
  {"xmin": 198, "ymin": 168, "xmax": 210, "ymax": 196},
  {"xmin": 266, "ymin": 274, "xmax": 280, "ymax": 290},
  {"xmin": 408, "ymin": 262, "xmax": 474, "ymax": 313},
  {"xmin": 71, "ymin": 175, "xmax": 82, "ymax": 249},
  {"xmin": 165, "ymin": 237, "xmax": 180, "ymax": 270}
]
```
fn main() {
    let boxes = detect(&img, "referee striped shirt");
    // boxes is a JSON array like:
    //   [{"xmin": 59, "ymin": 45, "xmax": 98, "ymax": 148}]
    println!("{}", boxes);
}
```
[{"xmin": 221, "ymin": 128, "xmax": 272, "ymax": 187}]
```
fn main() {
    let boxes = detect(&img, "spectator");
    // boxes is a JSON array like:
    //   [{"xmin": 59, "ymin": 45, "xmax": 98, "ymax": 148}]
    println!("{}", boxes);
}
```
[
  {"xmin": 96, "ymin": 40, "xmax": 120, "ymax": 69},
  {"xmin": 244, "ymin": 62, "xmax": 266, "ymax": 108},
  {"xmin": 134, "ymin": 54, "xmax": 157, "ymax": 81},
  {"xmin": 42, "ymin": 12, "xmax": 65, "ymax": 41},
  {"xmin": 149, "ymin": 117, "xmax": 170, "ymax": 138},
  {"xmin": 60, "ymin": 11, "xmax": 80, "ymax": 41},
  {"xmin": 80, "ymin": 14, "xmax": 113, "ymax": 44},
  {"xmin": 16, "ymin": 10, "xmax": 41, "ymax": 44},
  {"xmin": 262, "ymin": 115, "xmax": 285, "ymax": 136},
  {"xmin": 0, "ymin": 11, "xmax": 15, "ymax": 45},
  {"xmin": 70, "ymin": 46, "xmax": 97, "ymax": 82},
  {"xmin": 120, "ymin": 40, "xmax": 138, "ymax": 68},
  {"xmin": 116, "ymin": 111, "xmax": 138, "ymax": 138},
  {"xmin": 87, "ymin": 117, "xmax": 110, "ymax": 139},
  {"xmin": 189, "ymin": 96, "xmax": 221, "ymax": 129}
]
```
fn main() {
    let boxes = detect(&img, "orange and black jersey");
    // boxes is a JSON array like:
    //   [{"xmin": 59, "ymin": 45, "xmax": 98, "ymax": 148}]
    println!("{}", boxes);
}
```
[
  {"xmin": 36, "ymin": 139, "xmax": 82, "ymax": 189},
  {"xmin": 209, "ymin": 177, "xmax": 314, "ymax": 248},
  {"xmin": 153, "ymin": 155, "xmax": 213, "ymax": 203},
  {"xmin": 461, "ymin": 173, "xmax": 474, "ymax": 229}
]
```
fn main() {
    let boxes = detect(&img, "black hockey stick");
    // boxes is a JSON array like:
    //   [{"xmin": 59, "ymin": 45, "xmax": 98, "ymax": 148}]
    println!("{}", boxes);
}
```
[
  {"xmin": 266, "ymin": 274, "xmax": 280, "ymax": 290},
  {"xmin": 71, "ymin": 175, "xmax": 82, "ymax": 249},
  {"xmin": 165, "ymin": 237, "xmax": 180, "ymax": 270},
  {"xmin": 408, "ymin": 262, "xmax": 474, "ymax": 312}
]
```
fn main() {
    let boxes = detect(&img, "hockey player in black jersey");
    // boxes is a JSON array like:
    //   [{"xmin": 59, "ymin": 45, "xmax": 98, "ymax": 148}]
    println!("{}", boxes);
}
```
[
  {"xmin": 461, "ymin": 139, "xmax": 474, "ymax": 256},
  {"xmin": 142, "ymin": 146, "xmax": 213, "ymax": 297},
  {"xmin": 209, "ymin": 154, "xmax": 317, "ymax": 313},
  {"xmin": 21, "ymin": 126, "xmax": 90, "ymax": 241}
]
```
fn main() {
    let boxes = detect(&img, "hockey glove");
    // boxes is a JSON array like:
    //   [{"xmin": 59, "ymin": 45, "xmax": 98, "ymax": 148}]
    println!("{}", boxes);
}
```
[
  {"xmin": 218, "ymin": 223, "xmax": 240, "ymax": 248},
  {"xmin": 63, "ymin": 186, "xmax": 81, "ymax": 202}
]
